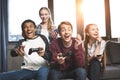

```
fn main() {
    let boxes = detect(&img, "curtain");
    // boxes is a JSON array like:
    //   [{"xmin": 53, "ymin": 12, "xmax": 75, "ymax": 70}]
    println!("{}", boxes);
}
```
[{"xmin": 0, "ymin": 0, "xmax": 8, "ymax": 72}]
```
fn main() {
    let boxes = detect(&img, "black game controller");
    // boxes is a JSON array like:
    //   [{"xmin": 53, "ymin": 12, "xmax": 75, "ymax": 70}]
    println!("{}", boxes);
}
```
[
  {"xmin": 28, "ymin": 48, "xmax": 43, "ymax": 55},
  {"xmin": 97, "ymin": 55, "xmax": 101, "ymax": 57},
  {"xmin": 59, "ymin": 51, "xmax": 73, "ymax": 57}
]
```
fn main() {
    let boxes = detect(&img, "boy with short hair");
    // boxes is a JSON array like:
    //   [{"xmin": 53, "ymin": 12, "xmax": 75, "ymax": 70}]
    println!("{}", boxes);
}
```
[{"xmin": 0, "ymin": 19, "xmax": 51, "ymax": 80}]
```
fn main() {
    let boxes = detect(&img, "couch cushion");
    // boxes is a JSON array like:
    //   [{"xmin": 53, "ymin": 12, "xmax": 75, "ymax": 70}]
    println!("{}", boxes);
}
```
[
  {"xmin": 109, "ymin": 42, "xmax": 120, "ymax": 64},
  {"xmin": 105, "ymin": 41, "xmax": 112, "ymax": 65},
  {"xmin": 100, "ymin": 64, "xmax": 120, "ymax": 79}
]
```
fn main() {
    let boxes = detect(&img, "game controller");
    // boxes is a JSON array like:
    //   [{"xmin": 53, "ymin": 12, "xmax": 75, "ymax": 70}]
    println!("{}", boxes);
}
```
[
  {"xmin": 59, "ymin": 51, "xmax": 73, "ymax": 57},
  {"xmin": 28, "ymin": 48, "xmax": 43, "ymax": 55}
]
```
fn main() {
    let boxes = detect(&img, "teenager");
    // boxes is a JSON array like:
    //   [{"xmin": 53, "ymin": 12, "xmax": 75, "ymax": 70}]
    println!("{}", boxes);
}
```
[
  {"xmin": 84, "ymin": 24, "xmax": 106, "ymax": 80},
  {"xmin": 0, "ymin": 19, "xmax": 50, "ymax": 80},
  {"xmin": 49, "ymin": 21, "xmax": 86, "ymax": 80}
]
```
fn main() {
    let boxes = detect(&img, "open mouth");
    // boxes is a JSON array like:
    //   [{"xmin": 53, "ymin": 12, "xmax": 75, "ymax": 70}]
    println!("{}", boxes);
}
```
[
  {"xmin": 27, "ymin": 31, "xmax": 33, "ymax": 34},
  {"xmin": 65, "ymin": 35, "xmax": 69, "ymax": 38},
  {"xmin": 64, "ymin": 35, "xmax": 71, "ymax": 40},
  {"xmin": 93, "ymin": 33, "xmax": 98, "ymax": 36},
  {"xmin": 93, "ymin": 34, "xmax": 99, "ymax": 38},
  {"xmin": 25, "ymin": 31, "xmax": 33, "ymax": 37}
]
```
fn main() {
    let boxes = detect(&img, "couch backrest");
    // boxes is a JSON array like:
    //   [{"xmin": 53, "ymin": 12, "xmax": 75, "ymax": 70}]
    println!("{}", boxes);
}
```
[{"xmin": 106, "ymin": 41, "xmax": 120, "ymax": 65}]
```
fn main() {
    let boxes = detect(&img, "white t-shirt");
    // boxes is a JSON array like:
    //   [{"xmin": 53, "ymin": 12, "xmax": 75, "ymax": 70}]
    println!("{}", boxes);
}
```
[
  {"xmin": 41, "ymin": 29, "xmax": 50, "ymax": 43},
  {"xmin": 21, "ymin": 36, "xmax": 48, "ymax": 70},
  {"xmin": 87, "ymin": 40, "xmax": 106, "ymax": 57}
]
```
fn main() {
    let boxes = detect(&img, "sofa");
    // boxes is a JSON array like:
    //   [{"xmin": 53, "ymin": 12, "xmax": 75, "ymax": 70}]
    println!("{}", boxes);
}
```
[
  {"xmin": 100, "ymin": 41, "xmax": 120, "ymax": 80},
  {"xmin": 9, "ymin": 41, "xmax": 120, "ymax": 80},
  {"xmin": 62, "ymin": 41, "xmax": 120, "ymax": 80}
]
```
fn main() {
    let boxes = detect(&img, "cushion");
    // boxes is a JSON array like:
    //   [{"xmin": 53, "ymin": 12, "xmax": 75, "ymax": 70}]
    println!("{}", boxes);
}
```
[
  {"xmin": 109, "ymin": 42, "xmax": 120, "ymax": 64},
  {"xmin": 100, "ymin": 64, "xmax": 120, "ymax": 79},
  {"xmin": 105, "ymin": 41, "xmax": 112, "ymax": 64}
]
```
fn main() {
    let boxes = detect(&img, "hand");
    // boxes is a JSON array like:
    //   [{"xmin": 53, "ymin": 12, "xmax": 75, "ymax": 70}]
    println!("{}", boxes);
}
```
[
  {"xmin": 74, "ymin": 34, "xmax": 82, "ymax": 50},
  {"xmin": 15, "ymin": 45, "xmax": 25, "ymax": 56},
  {"xmin": 96, "ymin": 35, "xmax": 102, "ymax": 43},
  {"xmin": 57, "ymin": 53, "xmax": 66, "ymax": 64},
  {"xmin": 96, "ymin": 55, "xmax": 102, "ymax": 60},
  {"xmin": 38, "ymin": 47, "xmax": 44, "ymax": 56}
]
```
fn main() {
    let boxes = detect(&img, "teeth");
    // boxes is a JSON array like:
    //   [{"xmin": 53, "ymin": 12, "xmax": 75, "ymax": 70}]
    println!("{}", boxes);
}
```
[{"xmin": 27, "ymin": 32, "xmax": 32, "ymax": 34}]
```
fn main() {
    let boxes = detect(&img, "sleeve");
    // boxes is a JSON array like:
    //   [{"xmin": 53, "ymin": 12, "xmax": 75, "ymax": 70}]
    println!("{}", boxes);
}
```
[
  {"xmin": 49, "ymin": 40, "xmax": 61, "ymax": 69},
  {"xmin": 35, "ymin": 24, "xmax": 41, "ymax": 35},
  {"xmin": 39, "ymin": 34, "xmax": 52, "ymax": 62},
  {"xmin": 99, "ymin": 40, "xmax": 106, "ymax": 55},
  {"xmin": 74, "ymin": 43, "xmax": 85, "ymax": 67}
]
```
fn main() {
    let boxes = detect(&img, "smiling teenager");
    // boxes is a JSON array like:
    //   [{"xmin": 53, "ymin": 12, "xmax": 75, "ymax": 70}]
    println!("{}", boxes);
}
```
[
  {"xmin": 49, "ymin": 21, "xmax": 86, "ymax": 80},
  {"xmin": 0, "ymin": 19, "xmax": 51, "ymax": 80}
]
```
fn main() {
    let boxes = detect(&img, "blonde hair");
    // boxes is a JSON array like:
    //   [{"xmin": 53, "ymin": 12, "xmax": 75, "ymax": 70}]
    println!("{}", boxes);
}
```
[{"xmin": 39, "ymin": 7, "xmax": 54, "ymax": 32}]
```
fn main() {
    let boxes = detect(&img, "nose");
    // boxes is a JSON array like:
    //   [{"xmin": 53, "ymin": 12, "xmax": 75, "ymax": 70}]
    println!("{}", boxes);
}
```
[
  {"xmin": 65, "ymin": 30, "xmax": 69, "ymax": 33},
  {"xmin": 26, "ymin": 27, "xmax": 32, "ymax": 31},
  {"xmin": 95, "ymin": 29, "xmax": 98, "ymax": 33}
]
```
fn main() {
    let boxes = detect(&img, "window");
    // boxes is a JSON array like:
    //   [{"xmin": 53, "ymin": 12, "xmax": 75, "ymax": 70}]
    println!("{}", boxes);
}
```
[
  {"xmin": 82, "ymin": 0, "xmax": 106, "ymax": 37},
  {"xmin": 54, "ymin": 0, "xmax": 77, "ymax": 37},
  {"xmin": 8, "ymin": 0, "xmax": 48, "ymax": 41},
  {"xmin": 109, "ymin": 0, "xmax": 120, "ymax": 38}
]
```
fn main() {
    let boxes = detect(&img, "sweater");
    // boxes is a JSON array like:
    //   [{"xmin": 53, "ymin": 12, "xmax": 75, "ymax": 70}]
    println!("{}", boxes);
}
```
[{"xmin": 50, "ymin": 38, "xmax": 85, "ymax": 71}]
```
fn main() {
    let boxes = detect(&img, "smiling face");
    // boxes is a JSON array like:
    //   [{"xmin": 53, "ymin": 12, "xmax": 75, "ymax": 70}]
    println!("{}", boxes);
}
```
[
  {"xmin": 39, "ymin": 8, "xmax": 50, "ymax": 23},
  {"xmin": 22, "ymin": 21, "xmax": 36, "ymax": 39},
  {"xmin": 58, "ymin": 22, "xmax": 73, "ymax": 43},
  {"xmin": 86, "ymin": 24, "xmax": 99, "ymax": 39}
]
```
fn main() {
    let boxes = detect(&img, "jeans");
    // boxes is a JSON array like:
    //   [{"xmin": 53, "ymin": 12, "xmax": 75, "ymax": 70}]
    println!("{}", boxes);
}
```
[
  {"xmin": 0, "ymin": 66, "xmax": 49, "ymax": 80},
  {"xmin": 87, "ymin": 58, "xmax": 101, "ymax": 80},
  {"xmin": 36, "ymin": 67, "xmax": 49, "ymax": 80},
  {"xmin": 49, "ymin": 67, "xmax": 86, "ymax": 80}
]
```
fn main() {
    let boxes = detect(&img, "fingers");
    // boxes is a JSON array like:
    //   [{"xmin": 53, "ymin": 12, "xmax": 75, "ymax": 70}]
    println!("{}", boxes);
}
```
[
  {"xmin": 96, "ymin": 35, "xmax": 102, "ymax": 43},
  {"xmin": 74, "ymin": 34, "xmax": 82, "ymax": 49},
  {"xmin": 76, "ymin": 34, "xmax": 82, "ymax": 41},
  {"xmin": 57, "ymin": 53, "xmax": 66, "ymax": 64},
  {"xmin": 38, "ymin": 48, "xmax": 45, "ymax": 56},
  {"xmin": 16, "ymin": 46, "xmax": 25, "ymax": 56},
  {"xmin": 76, "ymin": 34, "xmax": 82, "ymax": 44}
]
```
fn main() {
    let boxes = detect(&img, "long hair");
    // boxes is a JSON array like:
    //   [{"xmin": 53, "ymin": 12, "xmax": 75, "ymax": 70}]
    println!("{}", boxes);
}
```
[
  {"xmin": 39, "ymin": 7, "xmax": 54, "ymax": 32},
  {"xmin": 84, "ymin": 24, "xmax": 97, "ymax": 69}
]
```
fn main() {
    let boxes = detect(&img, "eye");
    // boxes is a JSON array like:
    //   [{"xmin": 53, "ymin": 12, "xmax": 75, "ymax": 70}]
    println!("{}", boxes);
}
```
[
  {"xmin": 61, "ymin": 29, "xmax": 65, "ymax": 32},
  {"xmin": 68, "ymin": 28, "xmax": 72, "ymax": 31}
]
